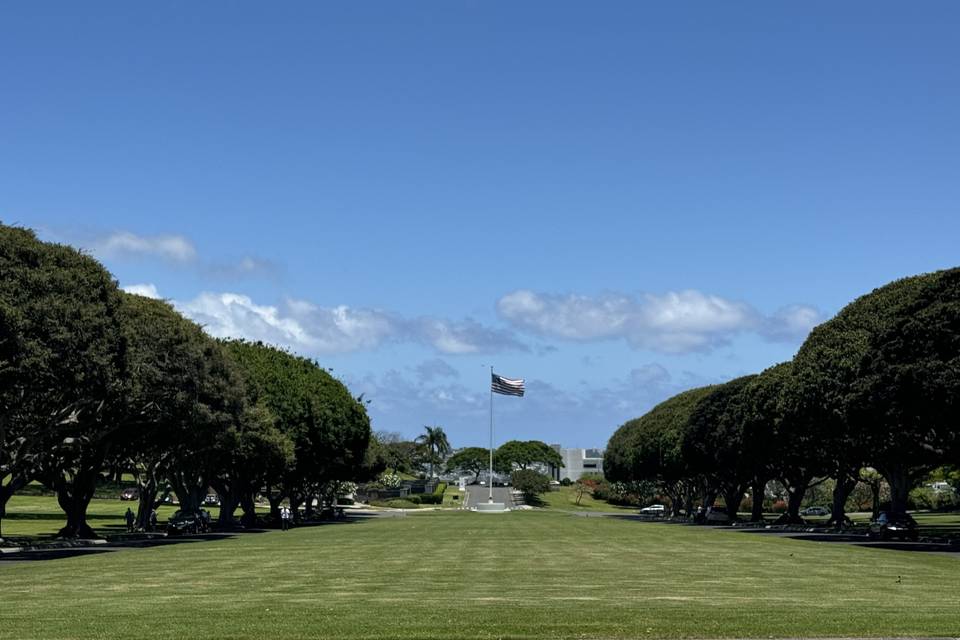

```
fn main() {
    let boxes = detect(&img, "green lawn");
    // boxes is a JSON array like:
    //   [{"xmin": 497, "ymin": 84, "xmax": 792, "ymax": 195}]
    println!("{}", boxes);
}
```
[
  {"xmin": 535, "ymin": 485, "xmax": 636, "ymax": 512},
  {"xmin": 3, "ymin": 508, "xmax": 960, "ymax": 639}
]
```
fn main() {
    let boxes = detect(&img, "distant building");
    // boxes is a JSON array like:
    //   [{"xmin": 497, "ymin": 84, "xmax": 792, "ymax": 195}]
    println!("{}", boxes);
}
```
[{"xmin": 548, "ymin": 445, "xmax": 604, "ymax": 481}]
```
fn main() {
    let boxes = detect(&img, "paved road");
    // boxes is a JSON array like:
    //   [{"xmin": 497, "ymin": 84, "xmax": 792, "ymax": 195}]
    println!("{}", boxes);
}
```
[{"xmin": 465, "ymin": 485, "xmax": 514, "ymax": 509}]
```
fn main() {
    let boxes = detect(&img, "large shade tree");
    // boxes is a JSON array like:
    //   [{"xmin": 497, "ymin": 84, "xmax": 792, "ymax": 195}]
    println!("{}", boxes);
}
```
[
  {"xmin": 225, "ymin": 340, "xmax": 372, "ymax": 522},
  {"xmin": 0, "ymin": 225, "xmax": 126, "ymax": 539},
  {"xmin": 682, "ymin": 375, "xmax": 758, "ymax": 520},
  {"xmin": 793, "ymin": 268, "xmax": 960, "ymax": 514},
  {"xmin": 494, "ymin": 440, "xmax": 563, "ymax": 474},
  {"xmin": 445, "ymin": 447, "xmax": 492, "ymax": 482},
  {"xmin": 605, "ymin": 386, "xmax": 717, "ymax": 516}
]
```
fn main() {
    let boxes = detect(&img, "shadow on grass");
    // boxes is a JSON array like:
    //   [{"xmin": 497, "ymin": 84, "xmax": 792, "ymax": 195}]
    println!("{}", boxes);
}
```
[
  {"xmin": 1, "ymin": 513, "xmax": 378, "ymax": 565},
  {"xmin": 0, "ymin": 548, "xmax": 115, "ymax": 563},
  {"xmin": 5, "ymin": 512, "xmax": 128, "ymax": 522}
]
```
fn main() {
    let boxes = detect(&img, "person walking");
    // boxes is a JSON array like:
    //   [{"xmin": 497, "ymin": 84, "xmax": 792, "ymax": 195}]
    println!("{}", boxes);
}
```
[
  {"xmin": 124, "ymin": 507, "xmax": 135, "ymax": 533},
  {"xmin": 280, "ymin": 505, "xmax": 291, "ymax": 531},
  {"xmin": 149, "ymin": 509, "xmax": 158, "ymax": 533}
]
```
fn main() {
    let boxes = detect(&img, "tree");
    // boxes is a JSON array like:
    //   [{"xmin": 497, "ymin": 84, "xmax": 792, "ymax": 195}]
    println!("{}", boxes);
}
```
[
  {"xmin": 445, "ymin": 447, "xmax": 491, "ymax": 482},
  {"xmin": 416, "ymin": 425, "xmax": 451, "ymax": 479},
  {"xmin": 510, "ymin": 469, "xmax": 550, "ymax": 500},
  {"xmin": 605, "ymin": 386, "xmax": 717, "ymax": 516},
  {"xmin": 793, "ymin": 268, "xmax": 960, "ymax": 514},
  {"xmin": 744, "ymin": 362, "xmax": 829, "ymax": 524},
  {"xmin": 495, "ymin": 440, "xmax": 563, "ymax": 473},
  {"xmin": 373, "ymin": 431, "xmax": 422, "ymax": 474},
  {"xmin": 682, "ymin": 376, "xmax": 758, "ymax": 520},
  {"xmin": 0, "ymin": 225, "xmax": 126, "ymax": 539},
  {"xmin": 574, "ymin": 472, "xmax": 603, "ymax": 506},
  {"xmin": 224, "ymin": 340, "xmax": 372, "ymax": 523}
]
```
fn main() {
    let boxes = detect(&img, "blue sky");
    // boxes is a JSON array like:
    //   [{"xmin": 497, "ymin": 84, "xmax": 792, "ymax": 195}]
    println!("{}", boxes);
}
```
[{"xmin": 3, "ymin": 3, "xmax": 958, "ymax": 448}]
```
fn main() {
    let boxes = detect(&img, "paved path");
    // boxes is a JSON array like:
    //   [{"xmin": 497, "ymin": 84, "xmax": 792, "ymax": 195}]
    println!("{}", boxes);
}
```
[{"xmin": 465, "ymin": 485, "xmax": 515, "ymax": 509}]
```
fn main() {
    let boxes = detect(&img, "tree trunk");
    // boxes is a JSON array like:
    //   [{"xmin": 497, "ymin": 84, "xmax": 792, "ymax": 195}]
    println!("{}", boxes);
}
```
[
  {"xmin": 218, "ymin": 493, "xmax": 239, "ymax": 528},
  {"xmin": 774, "ymin": 474, "xmax": 810, "ymax": 525},
  {"xmin": 136, "ymin": 486, "xmax": 158, "ymax": 531},
  {"xmin": 882, "ymin": 464, "xmax": 913, "ymax": 515},
  {"xmin": 828, "ymin": 473, "xmax": 858, "ymax": 528},
  {"xmin": 55, "ymin": 476, "xmax": 98, "ymax": 539},
  {"xmin": 169, "ymin": 471, "xmax": 207, "ymax": 514},
  {"xmin": 722, "ymin": 485, "xmax": 745, "ymax": 522},
  {"xmin": 290, "ymin": 493, "xmax": 303, "ymax": 524},
  {"xmin": 750, "ymin": 479, "xmax": 766, "ymax": 523},
  {"xmin": 240, "ymin": 492, "xmax": 258, "ymax": 528},
  {"xmin": 267, "ymin": 491, "xmax": 282, "ymax": 526}
]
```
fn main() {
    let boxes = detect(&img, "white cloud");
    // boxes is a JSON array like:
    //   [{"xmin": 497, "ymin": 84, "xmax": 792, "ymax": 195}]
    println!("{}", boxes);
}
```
[
  {"xmin": 174, "ymin": 293, "xmax": 395, "ymax": 354},
  {"xmin": 498, "ymin": 289, "xmax": 823, "ymax": 354},
  {"xmin": 122, "ymin": 283, "xmax": 161, "ymax": 299},
  {"xmin": 412, "ymin": 317, "xmax": 528, "ymax": 355},
  {"xmin": 172, "ymin": 291, "xmax": 526, "ymax": 356},
  {"xmin": 94, "ymin": 231, "xmax": 197, "ymax": 263}
]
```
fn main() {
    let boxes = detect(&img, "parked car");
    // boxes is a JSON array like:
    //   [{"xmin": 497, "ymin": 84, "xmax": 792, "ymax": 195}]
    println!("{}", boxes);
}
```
[
  {"xmin": 166, "ymin": 510, "xmax": 201, "ymax": 536},
  {"xmin": 120, "ymin": 487, "xmax": 139, "ymax": 501},
  {"xmin": 640, "ymin": 504, "xmax": 666, "ymax": 516},
  {"xmin": 869, "ymin": 511, "xmax": 919, "ymax": 541},
  {"xmin": 801, "ymin": 506, "xmax": 830, "ymax": 516},
  {"xmin": 203, "ymin": 494, "xmax": 220, "ymax": 506}
]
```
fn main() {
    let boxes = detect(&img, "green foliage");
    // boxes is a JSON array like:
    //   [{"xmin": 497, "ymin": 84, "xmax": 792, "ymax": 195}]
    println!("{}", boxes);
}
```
[
  {"xmin": 605, "ymin": 386, "xmax": 717, "ymax": 488},
  {"xmin": 0, "ymin": 224, "xmax": 127, "ymax": 537},
  {"xmin": 415, "ymin": 425, "xmax": 451, "ymax": 478},
  {"xmin": 510, "ymin": 469, "xmax": 551, "ymax": 497},
  {"xmin": 444, "ymin": 447, "xmax": 490, "ymax": 480},
  {"xmin": 792, "ymin": 268, "xmax": 960, "ymax": 511},
  {"xmin": 224, "ymin": 340, "xmax": 372, "ymax": 491},
  {"xmin": 495, "ymin": 440, "xmax": 562, "ymax": 472}
]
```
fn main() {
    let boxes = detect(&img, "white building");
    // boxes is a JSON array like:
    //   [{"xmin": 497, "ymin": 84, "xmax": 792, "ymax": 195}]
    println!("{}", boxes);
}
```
[{"xmin": 548, "ymin": 445, "xmax": 604, "ymax": 481}]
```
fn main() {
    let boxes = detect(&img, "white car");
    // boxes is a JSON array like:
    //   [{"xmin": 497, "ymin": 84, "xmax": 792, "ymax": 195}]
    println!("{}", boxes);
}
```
[{"xmin": 640, "ymin": 504, "xmax": 666, "ymax": 515}]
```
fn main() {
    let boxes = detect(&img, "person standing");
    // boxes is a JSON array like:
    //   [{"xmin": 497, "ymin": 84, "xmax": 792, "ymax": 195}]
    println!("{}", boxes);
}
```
[
  {"xmin": 124, "ymin": 507, "xmax": 135, "ymax": 533},
  {"xmin": 280, "ymin": 505, "xmax": 291, "ymax": 531},
  {"xmin": 149, "ymin": 509, "xmax": 158, "ymax": 532}
]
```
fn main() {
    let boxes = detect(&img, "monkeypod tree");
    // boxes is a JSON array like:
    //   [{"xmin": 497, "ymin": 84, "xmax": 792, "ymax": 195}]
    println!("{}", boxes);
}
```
[
  {"xmin": 494, "ymin": 440, "xmax": 563, "ymax": 474},
  {"xmin": 744, "ymin": 362, "xmax": 828, "ymax": 524},
  {"xmin": 682, "ymin": 376, "xmax": 758, "ymax": 520},
  {"xmin": 445, "ymin": 447, "xmax": 492, "ymax": 483},
  {"xmin": 224, "ymin": 340, "xmax": 372, "ymax": 524},
  {"xmin": 0, "ymin": 225, "xmax": 126, "ymax": 539},
  {"xmin": 793, "ymin": 268, "xmax": 960, "ymax": 515},
  {"xmin": 605, "ymin": 386, "xmax": 717, "ymax": 516}
]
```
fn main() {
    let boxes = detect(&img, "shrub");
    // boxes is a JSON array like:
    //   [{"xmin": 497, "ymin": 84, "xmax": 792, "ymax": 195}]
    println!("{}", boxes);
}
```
[
  {"xmin": 771, "ymin": 499, "xmax": 787, "ymax": 513},
  {"xmin": 560, "ymin": 478, "xmax": 573, "ymax": 486},
  {"xmin": 511, "ymin": 469, "xmax": 551, "ymax": 498}
]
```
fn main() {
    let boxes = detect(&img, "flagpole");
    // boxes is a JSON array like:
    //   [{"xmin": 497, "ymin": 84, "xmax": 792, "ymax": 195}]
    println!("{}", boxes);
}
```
[{"xmin": 489, "ymin": 365, "xmax": 494, "ymax": 503}]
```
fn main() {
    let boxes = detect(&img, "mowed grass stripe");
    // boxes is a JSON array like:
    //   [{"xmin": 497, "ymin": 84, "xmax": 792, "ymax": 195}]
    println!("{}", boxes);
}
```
[{"xmin": 2, "ymin": 510, "xmax": 959, "ymax": 639}]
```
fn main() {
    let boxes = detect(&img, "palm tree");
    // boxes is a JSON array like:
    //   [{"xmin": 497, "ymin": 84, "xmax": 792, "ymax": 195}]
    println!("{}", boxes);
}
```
[{"xmin": 416, "ymin": 425, "xmax": 451, "ymax": 479}]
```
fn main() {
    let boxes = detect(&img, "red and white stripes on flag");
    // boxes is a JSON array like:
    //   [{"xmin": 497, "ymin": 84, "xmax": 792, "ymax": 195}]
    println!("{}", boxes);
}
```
[{"xmin": 491, "ymin": 373, "xmax": 524, "ymax": 397}]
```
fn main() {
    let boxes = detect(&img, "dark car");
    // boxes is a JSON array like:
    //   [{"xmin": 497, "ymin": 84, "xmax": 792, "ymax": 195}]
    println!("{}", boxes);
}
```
[
  {"xmin": 166, "ymin": 510, "xmax": 201, "ymax": 536},
  {"xmin": 869, "ymin": 511, "xmax": 919, "ymax": 541}
]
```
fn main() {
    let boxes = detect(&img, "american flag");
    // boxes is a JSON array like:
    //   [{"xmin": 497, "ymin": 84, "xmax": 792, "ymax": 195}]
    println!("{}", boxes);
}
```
[{"xmin": 491, "ymin": 373, "xmax": 524, "ymax": 397}]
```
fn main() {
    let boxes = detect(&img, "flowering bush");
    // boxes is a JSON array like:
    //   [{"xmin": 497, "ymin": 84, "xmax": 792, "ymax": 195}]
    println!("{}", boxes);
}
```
[{"xmin": 379, "ymin": 472, "xmax": 403, "ymax": 488}]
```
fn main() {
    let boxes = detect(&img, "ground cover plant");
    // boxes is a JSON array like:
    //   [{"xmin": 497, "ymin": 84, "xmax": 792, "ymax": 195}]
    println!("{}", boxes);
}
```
[{"xmin": 3, "ymin": 510, "xmax": 960, "ymax": 640}]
